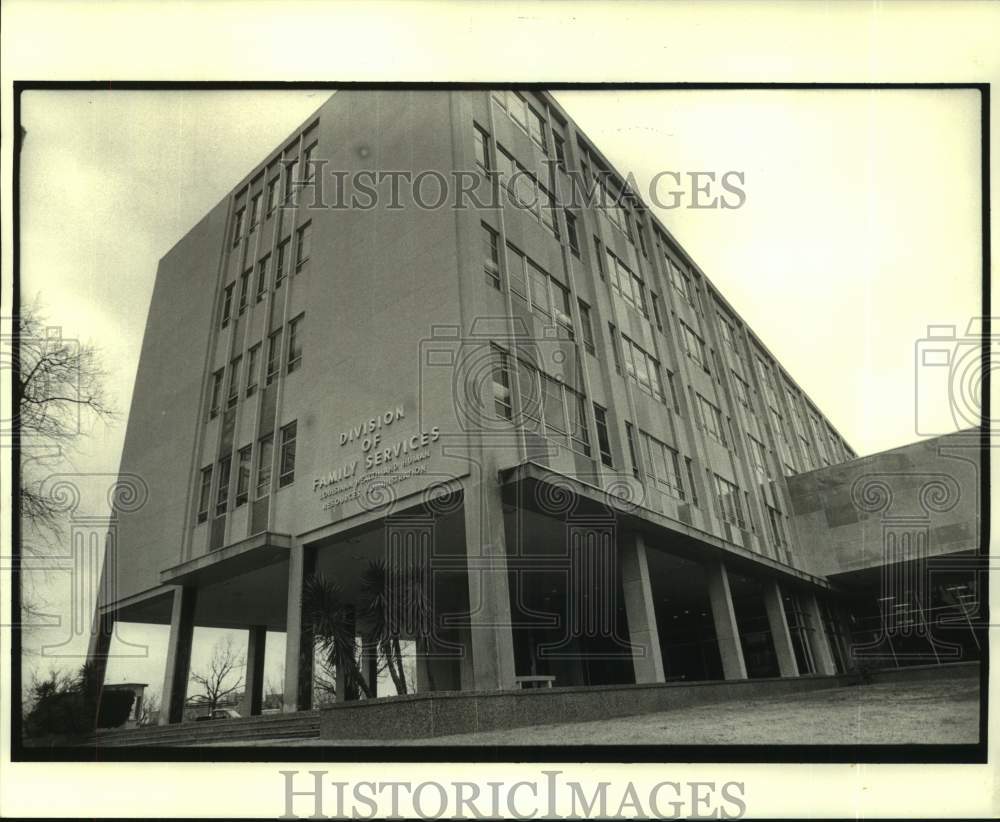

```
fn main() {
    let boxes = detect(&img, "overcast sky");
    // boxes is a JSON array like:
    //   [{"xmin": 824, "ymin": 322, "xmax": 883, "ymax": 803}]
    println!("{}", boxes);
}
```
[{"xmin": 19, "ymin": 88, "xmax": 982, "ymax": 697}]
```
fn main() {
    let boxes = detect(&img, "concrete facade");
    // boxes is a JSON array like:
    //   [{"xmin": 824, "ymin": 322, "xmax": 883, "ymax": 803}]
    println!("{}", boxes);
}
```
[{"xmin": 90, "ymin": 91, "xmax": 982, "ymax": 724}]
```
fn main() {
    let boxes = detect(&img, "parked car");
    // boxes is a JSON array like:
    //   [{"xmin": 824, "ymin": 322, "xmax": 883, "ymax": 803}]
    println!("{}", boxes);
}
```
[{"xmin": 194, "ymin": 708, "xmax": 241, "ymax": 721}]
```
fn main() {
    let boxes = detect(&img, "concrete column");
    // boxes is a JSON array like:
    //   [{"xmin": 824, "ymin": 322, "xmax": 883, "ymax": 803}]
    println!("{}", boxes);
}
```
[
  {"xmin": 283, "ymin": 544, "xmax": 316, "ymax": 712},
  {"xmin": 457, "ymin": 623, "xmax": 475, "ymax": 691},
  {"xmin": 620, "ymin": 533, "xmax": 666, "ymax": 684},
  {"xmin": 360, "ymin": 640, "xmax": 378, "ymax": 699},
  {"xmin": 706, "ymin": 562, "xmax": 748, "ymax": 680},
  {"xmin": 762, "ymin": 580, "xmax": 799, "ymax": 677},
  {"xmin": 803, "ymin": 593, "xmax": 838, "ymax": 675},
  {"xmin": 463, "ymin": 481, "xmax": 517, "ymax": 691},
  {"xmin": 242, "ymin": 625, "xmax": 267, "ymax": 717},
  {"xmin": 159, "ymin": 587, "xmax": 197, "ymax": 725},
  {"xmin": 85, "ymin": 609, "xmax": 114, "ymax": 726}
]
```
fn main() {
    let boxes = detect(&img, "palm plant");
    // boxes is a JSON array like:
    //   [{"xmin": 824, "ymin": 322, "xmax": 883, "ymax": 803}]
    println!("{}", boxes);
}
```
[
  {"xmin": 303, "ymin": 574, "xmax": 373, "ymax": 700},
  {"xmin": 304, "ymin": 558, "xmax": 436, "ymax": 699}
]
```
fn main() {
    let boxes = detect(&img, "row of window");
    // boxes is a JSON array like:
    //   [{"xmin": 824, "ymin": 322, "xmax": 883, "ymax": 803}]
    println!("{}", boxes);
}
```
[
  {"xmin": 209, "ymin": 314, "xmax": 304, "ymax": 418},
  {"xmin": 634, "ymin": 425, "xmax": 698, "ymax": 505},
  {"xmin": 474, "ymin": 124, "xmax": 580, "ymax": 257},
  {"xmin": 480, "ymin": 223, "xmax": 595, "ymax": 353},
  {"xmin": 479, "ymin": 103, "xmax": 852, "ymax": 481},
  {"xmin": 197, "ymin": 421, "xmax": 297, "ymax": 523},
  {"xmin": 608, "ymin": 324, "xmax": 680, "ymax": 410},
  {"xmin": 492, "ymin": 347, "xmax": 590, "ymax": 458},
  {"xmin": 597, "ymin": 242, "xmax": 647, "ymax": 316},
  {"xmin": 221, "ymin": 222, "xmax": 312, "ymax": 329},
  {"xmin": 490, "ymin": 90, "xmax": 548, "ymax": 153},
  {"xmin": 231, "ymin": 142, "xmax": 317, "ymax": 247}
]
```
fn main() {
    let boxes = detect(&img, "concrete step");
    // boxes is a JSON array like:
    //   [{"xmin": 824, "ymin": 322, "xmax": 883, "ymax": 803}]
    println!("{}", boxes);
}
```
[{"xmin": 86, "ymin": 711, "xmax": 321, "ymax": 747}]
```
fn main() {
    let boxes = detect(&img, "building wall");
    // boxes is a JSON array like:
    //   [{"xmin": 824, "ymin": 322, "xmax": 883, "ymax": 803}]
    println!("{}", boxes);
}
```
[
  {"xmin": 112, "ymin": 201, "xmax": 228, "ymax": 599},
  {"xmin": 784, "ymin": 430, "xmax": 980, "ymax": 577},
  {"xmin": 109, "ymin": 89, "xmax": 867, "ymax": 608}
]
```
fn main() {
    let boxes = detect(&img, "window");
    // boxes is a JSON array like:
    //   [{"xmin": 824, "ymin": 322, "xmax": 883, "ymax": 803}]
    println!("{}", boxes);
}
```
[
  {"xmin": 553, "ymin": 133, "xmax": 566, "ymax": 172},
  {"xmin": 578, "ymin": 301, "xmax": 595, "ymax": 355},
  {"xmin": 569, "ymin": 391, "xmax": 590, "ymax": 457},
  {"xmin": 279, "ymin": 421, "xmax": 297, "ymax": 487},
  {"xmin": 620, "ymin": 333, "xmax": 665, "ymax": 403},
  {"xmin": 303, "ymin": 142, "xmax": 317, "ymax": 184},
  {"xmin": 594, "ymin": 404, "xmax": 613, "ymax": 467},
  {"xmin": 227, "ymin": 356, "xmax": 241, "ymax": 409},
  {"xmin": 747, "ymin": 434, "xmax": 769, "ymax": 478},
  {"xmin": 506, "ymin": 244, "xmax": 570, "ymax": 333},
  {"xmin": 231, "ymin": 207, "xmax": 245, "ymax": 246},
  {"xmin": 256, "ymin": 255, "xmax": 269, "ymax": 302},
  {"xmin": 731, "ymin": 371, "xmax": 752, "ymax": 411},
  {"xmin": 482, "ymin": 223, "xmax": 500, "ymax": 289},
  {"xmin": 216, "ymin": 455, "xmax": 232, "ymax": 516},
  {"xmin": 246, "ymin": 343, "xmax": 261, "ymax": 397},
  {"xmin": 594, "ymin": 237, "xmax": 605, "ymax": 278},
  {"xmin": 492, "ymin": 90, "xmax": 547, "ymax": 153},
  {"xmin": 527, "ymin": 106, "xmax": 547, "ymax": 152},
  {"xmin": 665, "ymin": 368, "xmax": 681, "ymax": 413},
  {"xmin": 685, "ymin": 458, "xmax": 699, "ymax": 507},
  {"xmin": 542, "ymin": 374, "xmax": 567, "ymax": 446},
  {"xmin": 248, "ymin": 193, "xmax": 262, "ymax": 234},
  {"xmin": 667, "ymin": 257, "xmax": 696, "ymax": 306},
  {"xmin": 604, "ymin": 248, "xmax": 646, "ymax": 316},
  {"xmin": 650, "ymin": 293, "xmax": 664, "ymax": 331},
  {"xmin": 564, "ymin": 210, "xmax": 579, "ymax": 256},
  {"xmin": 235, "ymin": 445, "xmax": 252, "ymax": 507},
  {"xmin": 713, "ymin": 474, "xmax": 745, "ymax": 528},
  {"xmin": 810, "ymin": 413, "xmax": 831, "ymax": 465},
  {"xmin": 768, "ymin": 405, "xmax": 795, "ymax": 472},
  {"xmin": 697, "ymin": 394, "xmax": 727, "ymax": 445},
  {"xmin": 473, "ymin": 123, "xmax": 490, "ymax": 172},
  {"xmin": 640, "ymin": 429, "xmax": 685, "ymax": 500},
  {"xmin": 767, "ymin": 504, "xmax": 788, "ymax": 550},
  {"xmin": 592, "ymin": 169, "xmax": 631, "ymax": 238},
  {"xmin": 635, "ymin": 218, "xmax": 649, "ymax": 258},
  {"xmin": 492, "ymin": 347, "xmax": 513, "ymax": 420},
  {"xmin": 275, "ymin": 238, "xmax": 290, "ymax": 288},
  {"xmin": 287, "ymin": 314, "xmax": 304, "ymax": 373},
  {"xmin": 295, "ymin": 222, "xmax": 312, "ymax": 272},
  {"xmin": 221, "ymin": 283, "xmax": 234, "ymax": 328},
  {"xmin": 680, "ymin": 322, "xmax": 709, "ymax": 372},
  {"xmin": 283, "ymin": 158, "xmax": 299, "ymax": 204},
  {"xmin": 755, "ymin": 355, "xmax": 780, "ymax": 410},
  {"xmin": 625, "ymin": 421, "xmax": 640, "ymax": 478},
  {"xmin": 717, "ymin": 311, "xmax": 737, "ymax": 352},
  {"xmin": 255, "ymin": 435, "xmax": 273, "ymax": 499},
  {"xmin": 744, "ymin": 491, "xmax": 757, "ymax": 533},
  {"xmin": 608, "ymin": 323, "xmax": 623, "ymax": 373},
  {"xmin": 197, "ymin": 466, "xmax": 212, "ymax": 524},
  {"xmin": 209, "ymin": 370, "xmax": 224, "ymax": 418},
  {"xmin": 239, "ymin": 269, "xmax": 251, "ymax": 315},
  {"xmin": 516, "ymin": 359, "xmax": 590, "ymax": 457},
  {"xmin": 496, "ymin": 144, "xmax": 558, "ymax": 238},
  {"xmin": 266, "ymin": 176, "xmax": 280, "ymax": 215},
  {"xmin": 266, "ymin": 328, "xmax": 282, "ymax": 386},
  {"xmin": 552, "ymin": 280, "xmax": 573, "ymax": 337}
]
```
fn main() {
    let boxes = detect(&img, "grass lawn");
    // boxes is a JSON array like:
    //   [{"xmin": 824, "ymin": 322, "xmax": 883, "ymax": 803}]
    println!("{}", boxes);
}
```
[{"xmin": 241, "ymin": 675, "xmax": 979, "ymax": 747}]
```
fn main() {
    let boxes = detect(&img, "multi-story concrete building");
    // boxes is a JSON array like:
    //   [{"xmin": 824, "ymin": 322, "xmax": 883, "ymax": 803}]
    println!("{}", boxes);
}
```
[{"xmin": 87, "ymin": 90, "xmax": 981, "ymax": 725}]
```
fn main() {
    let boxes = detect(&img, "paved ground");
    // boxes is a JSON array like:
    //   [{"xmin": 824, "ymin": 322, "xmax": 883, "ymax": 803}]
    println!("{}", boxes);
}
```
[{"xmin": 213, "ymin": 675, "xmax": 980, "ymax": 746}]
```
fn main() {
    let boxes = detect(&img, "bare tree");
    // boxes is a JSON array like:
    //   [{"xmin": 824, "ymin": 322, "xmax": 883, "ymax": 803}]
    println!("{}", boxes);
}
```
[
  {"xmin": 136, "ymin": 691, "xmax": 159, "ymax": 726},
  {"xmin": 312, "ymin": 651, "xmax": 338, "ymax": 708},
  {"xmin": 15, "ymin": 299, "xmax": 115, "ymax": 625},
  {"xmin": 188, "ymin": 637, "xmax": 246, "ymax": 713},
  {"xmin": 263, "ymin": 675, "xmax": 283, "ymax": 710}
]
